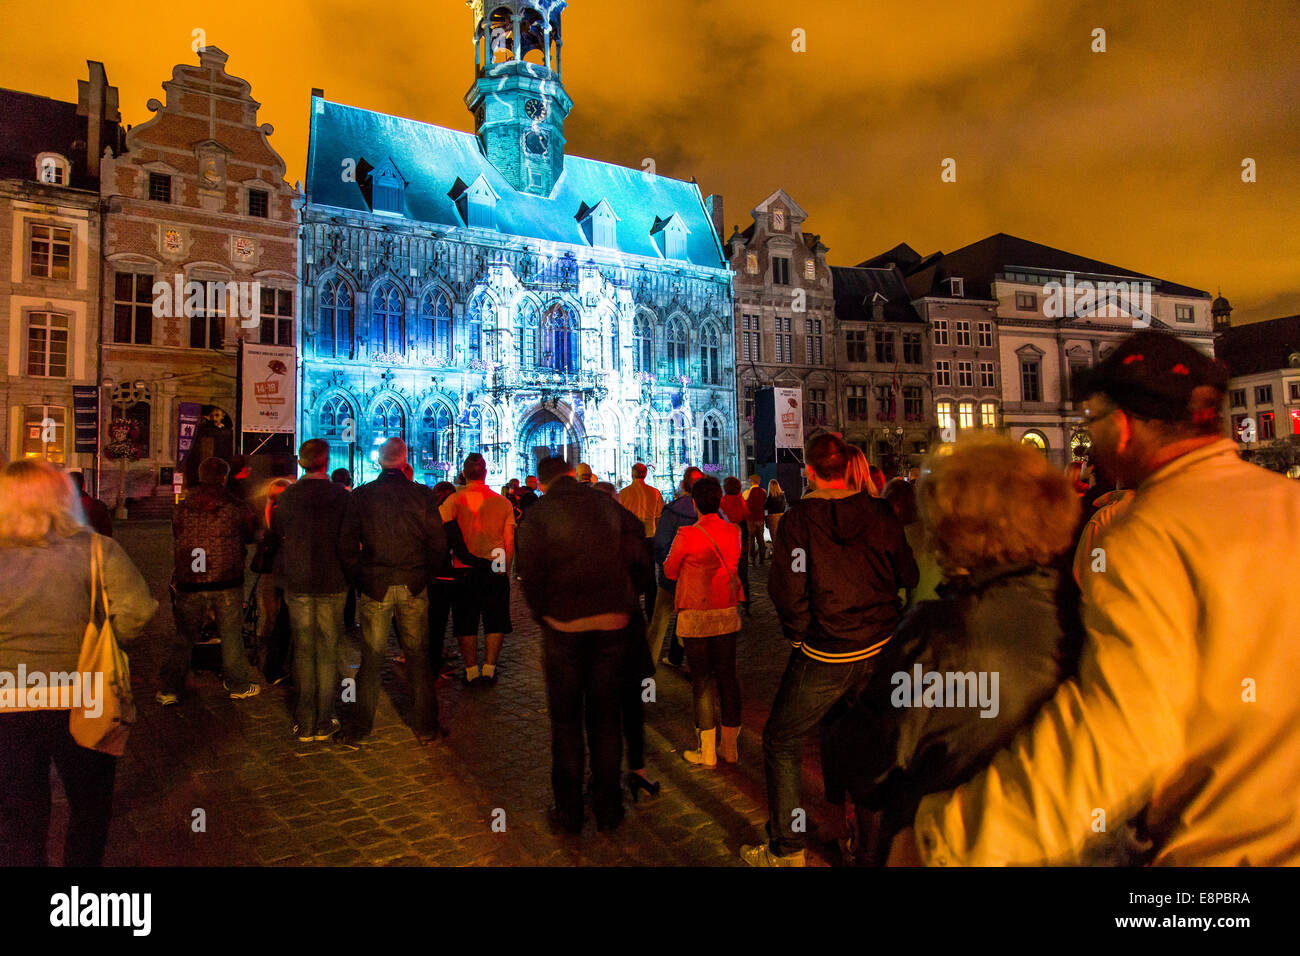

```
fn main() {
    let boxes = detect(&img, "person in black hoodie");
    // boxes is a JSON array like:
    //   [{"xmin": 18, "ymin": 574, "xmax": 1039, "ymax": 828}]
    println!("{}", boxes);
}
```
[
  {"xmin": 742, "ymin": 432, "xmax": 918, "ymax": 867},
  {"xmin": 272, "ymin": 439, "xmax": 352, "ymax": 743},
  {"xmin": 515, "ymin": 456, "xmax": 654, "ymax": 834}
]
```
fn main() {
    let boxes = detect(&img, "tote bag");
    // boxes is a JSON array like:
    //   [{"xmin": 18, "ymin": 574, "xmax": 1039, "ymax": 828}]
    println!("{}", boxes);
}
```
[{"xmin": 69, "ymin": 535, "xmax": 135, "ymax": 756}]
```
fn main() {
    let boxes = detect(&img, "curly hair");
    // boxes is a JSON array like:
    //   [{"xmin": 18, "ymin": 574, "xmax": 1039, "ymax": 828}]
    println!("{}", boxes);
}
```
[
  {"xmin": 918, "ymin": 435, "xmax": 1081, "ymax": 575},
  {"xmin": 0, "ymin": 459, "xmax": 86, "ymax": 547}
]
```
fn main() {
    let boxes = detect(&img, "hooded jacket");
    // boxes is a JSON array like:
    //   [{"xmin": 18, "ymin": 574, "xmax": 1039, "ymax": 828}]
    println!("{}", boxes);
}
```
[
  {"xmin": 768, "ymin": 488, "xmax": 918, "ymax": 663},
  {"xmin": 172, "ymin": 484, "xmax": 257, "ymax": 592}
]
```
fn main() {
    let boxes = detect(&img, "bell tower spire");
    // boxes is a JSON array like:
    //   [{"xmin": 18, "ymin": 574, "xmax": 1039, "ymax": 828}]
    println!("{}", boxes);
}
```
[{"xmin": 465, "ymin": 1, "xmax": 573, "ymax": 197}]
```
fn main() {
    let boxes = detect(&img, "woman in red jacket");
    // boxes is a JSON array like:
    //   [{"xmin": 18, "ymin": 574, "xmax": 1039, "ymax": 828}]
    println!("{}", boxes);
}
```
[{"xmin": 663, "ymin": 476, "xmax": 744, "ymax": 767}]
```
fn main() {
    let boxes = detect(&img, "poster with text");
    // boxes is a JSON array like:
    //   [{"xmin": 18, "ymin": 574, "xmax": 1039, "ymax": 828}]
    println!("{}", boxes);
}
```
[
  {"xmin": 241, "ymin": 343, "xmax": 296, "ymax": 434},
  {"xmin": 774, "ymin": 387, "xmax": 804, "ymax": 450}
]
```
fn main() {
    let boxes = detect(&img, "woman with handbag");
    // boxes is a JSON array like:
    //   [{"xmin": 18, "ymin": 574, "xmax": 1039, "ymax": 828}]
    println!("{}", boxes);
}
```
[
  {"xmin": 0, "ymin": 460, "xmax": 156, "ymax": 866},
  {"xmin": 662, "ymin": 476, "xmax": 744, "ymax": 768}
]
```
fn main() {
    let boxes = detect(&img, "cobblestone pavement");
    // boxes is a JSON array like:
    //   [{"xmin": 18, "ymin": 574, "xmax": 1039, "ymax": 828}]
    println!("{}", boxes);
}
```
[{"xmin": 49, "ymin": 521, "xmax": 842, "ymax": 866}]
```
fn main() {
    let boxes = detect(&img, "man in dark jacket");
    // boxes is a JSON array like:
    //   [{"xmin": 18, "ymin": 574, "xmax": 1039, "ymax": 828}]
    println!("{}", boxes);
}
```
[
  {"xmin": 272, "ymin": 439, "xmax": 351, "ymax": 743},
  {"xmin": 516, "ymin": 456, "xmax": 653, "ymax": 834},
  {"xmin": 159, "ymin": 456, "xmax": 261, "ymax": 703},
  {"xmin": 648, "ymin": 465, "xmax": 703, "ymax": 664},
  {"xmin": 742, "ymin": 433, "xmax": 918, "ymax": 866},
  {"xmin": 337, "ymin": 438, "xmax": 447, "ymax": 744}
]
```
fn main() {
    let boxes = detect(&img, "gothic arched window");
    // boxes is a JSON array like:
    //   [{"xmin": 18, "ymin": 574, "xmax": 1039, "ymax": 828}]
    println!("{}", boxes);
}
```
[
  {"xmin": 633, "ymin": 313, "xmax": 653, "ymax": 374},
  {"xmin": 667, "ymin": 318, "xmax": 689, "ymax": 377},
  {"xmin": 371, "ymin": 284, "xmax": 405, "ymax": 354},
  {"xmin": 468, "ymin": 296, "xmax": 492, "ymax": 363},
  {"xmin": 419, "ymin": 403, "xmax": 455, "ymax": 474},
  {"xmin": 318, "ymin": 395, "xmax": 355, "ymax": 472},
  {"xmin": 669, "ymin": 412, "xmax": 688, "ymax": 467},
  {"xmin": 517, "ymin": 300, "xmax": 539, "ymax": 367},
  {"xmin": 703, "ymin": 414, "xmax": 723, "ymax": 466},
  {"xmin": 371, "ymin": 397, "xmax": 406, "ymax": 444},
  {"xmin": 419, "ymin": 291, "xmax": 452, "ymax": 361},
  {"xmin": 542, "ymin": 303, "xmax": 578, "ymax": 372},
  {"xmin": 318, "ymin": 279, "xmax": 353, "ymax": 358},
  {"xmin": 700, "ymin": 324, "xmax": 721, "ymax": 385}
]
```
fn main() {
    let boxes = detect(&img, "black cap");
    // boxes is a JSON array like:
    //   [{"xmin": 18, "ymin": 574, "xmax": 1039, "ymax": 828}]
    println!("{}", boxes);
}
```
[{"xmin": 1083, "ymin": 331, "xmax": 1228, "ymax": 422}]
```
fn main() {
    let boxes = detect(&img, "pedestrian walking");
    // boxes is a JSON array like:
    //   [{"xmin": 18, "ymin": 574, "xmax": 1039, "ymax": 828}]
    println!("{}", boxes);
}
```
[
  {"xmin": 159, "ymin": 457, "xmax": 262, "ymax": 704},
  {"xmin": 515, "ymin": 456, "xmax": 654, "ymax": 833},
  {"xmin": 662, "ymin": 476, "xmax": 745, "ymax": 768},
  {"xmin": 439, "ymin": 453, "xmax": 515, "ymax": 686},
  {"xmin": 337, "ymin": 438, "xmax": 446, "ymax": 744},
  {"xmin": 0, "ymin": 460, "xmax": 156, "ymax": 866},
  {"xmin": 256, "ymin": 476, "xmax": 294, "ymax": 686},
  {"xmin": 428, "ymin": 481, "xmax": 458, "ymax": 682},
  {"xmin": 271, "ymin": 440, "xmax": 351, "ymax": 743},
  {"xmin": 742, "ymin": 433, "xmax": 918, "ymax": 866}
]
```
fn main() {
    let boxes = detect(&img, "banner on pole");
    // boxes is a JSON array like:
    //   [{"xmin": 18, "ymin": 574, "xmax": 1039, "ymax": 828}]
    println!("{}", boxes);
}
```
[
  {"xmin": 240, "ymin": 343, "xmax": 296, "ymax": 434},
  {"xmin": 176, "ymin": 402, "xmax": 202, "ymax": 467},
  {"xmin": 773, "ymin": 387, "xmax": 804, "ymax": 451},
  {"xmin": 72, "ymin": 386, "xmax": 99, "ymax": 454}
]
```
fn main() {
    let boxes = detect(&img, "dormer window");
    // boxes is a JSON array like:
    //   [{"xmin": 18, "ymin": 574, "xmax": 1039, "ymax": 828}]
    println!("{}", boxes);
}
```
[
  {"xmin": 578, "ymin": 199, "xmax": 619, "ymax": 248},
  {"xmin": 948, "ymin": 277, "xmax": 965, "ymax": 298},
  {"xmin": 368, "ymin": 158, "xmax": 407, "ymax": 217},
  {"xmin": 651, "ymin": 213, "xmax": 690, "ymax": 260},
  {"xmin": 449, "ymin": 175, "xmax": 499, "ymax": 230},
  {"xmin": 37, "ymin": 154, "xmax": 69, "ymax": 185}
]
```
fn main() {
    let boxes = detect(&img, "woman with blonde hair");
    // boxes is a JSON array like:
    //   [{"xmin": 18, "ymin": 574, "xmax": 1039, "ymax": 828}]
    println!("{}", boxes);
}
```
[
  {"xmin": 764, "ymin": 478, "xmax": 787, "ymax": 546},
  {"xmin": 0, "ymin": 459, "xmax": 156, "ymax": 865},
  {"xmin": 821, "ymin": 435, "xmax": 1090, "ymax": 864}
]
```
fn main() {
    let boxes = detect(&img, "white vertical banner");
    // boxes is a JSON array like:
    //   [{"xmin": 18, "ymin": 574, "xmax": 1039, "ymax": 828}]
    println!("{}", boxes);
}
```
[
  {"xmin": 774, "ymin": 386, "xmax": 804, "ymax": 450},
  {"xmin": 241, "ymin": 343, "xmax": 297, "ymax": 434}
]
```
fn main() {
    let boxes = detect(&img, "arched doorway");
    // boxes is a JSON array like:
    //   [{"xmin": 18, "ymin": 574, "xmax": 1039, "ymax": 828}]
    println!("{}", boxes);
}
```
[{"xmin": 519, "ymin": 407, "xmax": 579, "ymax": 474}]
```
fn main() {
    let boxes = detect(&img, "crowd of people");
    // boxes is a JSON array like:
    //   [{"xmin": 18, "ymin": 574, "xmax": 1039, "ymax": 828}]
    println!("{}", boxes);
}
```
[{"xmin": 2, "ymin": 330, "xmax": 1298, "ymax": 866}]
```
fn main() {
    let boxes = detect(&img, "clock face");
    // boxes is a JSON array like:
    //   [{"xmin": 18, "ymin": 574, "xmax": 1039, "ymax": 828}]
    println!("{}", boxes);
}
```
[
  {"xmin": 523, "ymin": 130, "xmax": 549, "ymax": 157},
  {"xmin": 524, "ymin": 98, "xmax": 547, "ymax": 120}
]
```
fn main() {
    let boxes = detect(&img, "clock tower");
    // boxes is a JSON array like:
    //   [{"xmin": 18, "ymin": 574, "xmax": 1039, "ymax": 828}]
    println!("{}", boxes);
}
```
[{"xmin": 465, "ymin": 0, "xmax": 573, "ymax": 197}]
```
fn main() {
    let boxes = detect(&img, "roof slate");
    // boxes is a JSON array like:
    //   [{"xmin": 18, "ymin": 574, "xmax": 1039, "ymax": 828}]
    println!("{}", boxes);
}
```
[
  {"xmin": 1216, "ymin": 314, "xmax": 1300, "ymax": 377},
  {"xmin": 305, "ymin": 98, "xmax": 725, "ymax": 270}
]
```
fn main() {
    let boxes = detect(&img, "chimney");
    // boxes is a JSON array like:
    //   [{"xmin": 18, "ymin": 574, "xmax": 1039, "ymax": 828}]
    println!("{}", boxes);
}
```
[
  {"xmin": 705, "ymin": 194, "xmax": 724, "ymax": 243},
  {"xmin": 77, "ymin": 61, "xmax": 119, "ymax": 182},
  {"xmin": 311, "ymin": 88, "xmax": 325, "ymax": 100}
]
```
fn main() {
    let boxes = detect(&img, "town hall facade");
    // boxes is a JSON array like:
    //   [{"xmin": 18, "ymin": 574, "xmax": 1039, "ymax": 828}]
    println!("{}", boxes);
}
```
[{"xmin": 298, "ymin": 0, "xmax": 737, "ymax": 490}]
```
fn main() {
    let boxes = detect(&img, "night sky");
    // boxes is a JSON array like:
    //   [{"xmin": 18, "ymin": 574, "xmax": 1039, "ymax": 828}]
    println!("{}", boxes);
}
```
[{"xmin": 4, "ymin": 0, "xmax": 1296, "ymax": 323}]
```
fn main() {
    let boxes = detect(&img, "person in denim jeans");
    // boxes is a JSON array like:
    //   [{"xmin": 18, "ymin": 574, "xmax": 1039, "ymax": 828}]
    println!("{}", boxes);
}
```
[
  {"xmin": 160, "ymin": 457, "xmax": 261, "ymax": 702},
  {"xmin": 272, "ymin": 440, "xmax": 351, "ymax": 742},
  {"xmin": 742, "ymin": 433, "xmax": 917, "ymax": 866},
  {"xmin": 337, "ymin": 439, "xmax": 447, "ymax": 744}
]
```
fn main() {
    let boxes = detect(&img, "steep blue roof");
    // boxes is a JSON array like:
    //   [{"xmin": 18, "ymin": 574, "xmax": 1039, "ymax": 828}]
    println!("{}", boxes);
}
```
[{"xmin": 306, "ymin": 98, "xmax": 726, "ymax": 271}]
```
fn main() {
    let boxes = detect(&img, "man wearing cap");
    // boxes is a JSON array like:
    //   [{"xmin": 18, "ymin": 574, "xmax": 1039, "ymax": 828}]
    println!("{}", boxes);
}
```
[
  {"xmin": 907, "ymin": 330, "xmax": 1300, "ymax": 865},
  {"xmin": 575, "ymin": 462, "xmax": 594, "ymax": 484}
]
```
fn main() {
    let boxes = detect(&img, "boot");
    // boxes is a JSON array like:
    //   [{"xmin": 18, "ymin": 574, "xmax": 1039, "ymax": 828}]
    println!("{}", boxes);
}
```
[
  {"xmin": 683, "ymin": 728, "xmax": 717, "ymax": 768},
  {"xmin": 719, "ymin": 725, "xmax": 741, "ymax": 764}
]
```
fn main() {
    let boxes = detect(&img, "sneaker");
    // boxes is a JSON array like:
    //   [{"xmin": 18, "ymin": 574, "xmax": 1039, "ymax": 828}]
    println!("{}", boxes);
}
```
[
  {"xmin": 225, "ymin": 682, "xmax": 262, "ymax": 700},
  {"xmin": 313, "ymin": 718, "xmax": 341, "ymax": 742},
  {"xmin": 741, "ymin": 844, "xmax": 806, "ymax": 867},
  {"xmin": 292, "ymin": 723, "xmax": 314, "ymax": 743},
  {"xmin": 155, "ymin": 692, "xmax": 179, "ymax": 707}
]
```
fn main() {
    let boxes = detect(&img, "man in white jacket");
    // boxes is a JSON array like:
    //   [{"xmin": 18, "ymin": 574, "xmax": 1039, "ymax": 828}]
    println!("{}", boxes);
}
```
[{"xmin": 910, "ymin": 330, "xmax": 1300, "ymax": 866}]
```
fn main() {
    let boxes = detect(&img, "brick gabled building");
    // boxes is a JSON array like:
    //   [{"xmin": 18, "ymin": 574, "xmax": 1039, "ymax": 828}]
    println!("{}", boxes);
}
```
[{"xmin": 98, "ymin": 46, "xmax": 297, "ymax": 509}]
